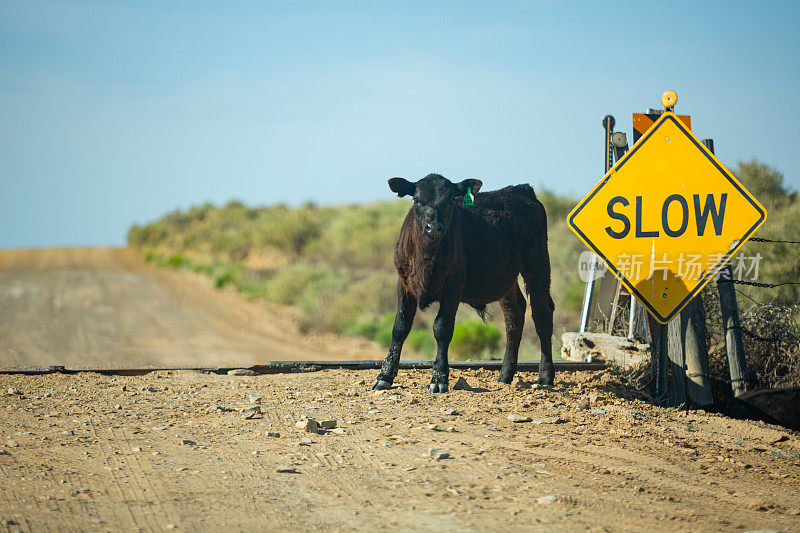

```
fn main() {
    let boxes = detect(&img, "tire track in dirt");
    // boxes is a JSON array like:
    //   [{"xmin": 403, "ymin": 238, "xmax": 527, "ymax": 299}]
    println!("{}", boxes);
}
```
[{"xmin": 85, "ymin": 417, "xmax": 161, "ymax": 529}]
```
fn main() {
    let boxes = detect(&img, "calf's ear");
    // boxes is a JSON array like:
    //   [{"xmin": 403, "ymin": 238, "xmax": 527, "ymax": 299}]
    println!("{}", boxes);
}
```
[
  {"xmin": 388, "ymin": 177, "xmax": 416, "ymax": 198},
  {"xmin": 455, "ymin": 179, "xmax": 482, "ymax": 196}
]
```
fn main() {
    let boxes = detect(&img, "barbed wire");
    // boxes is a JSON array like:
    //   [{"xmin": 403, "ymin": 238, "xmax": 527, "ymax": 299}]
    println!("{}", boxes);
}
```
[
  {"xmin": 719, "ymin": 279, "xmax": 800, "ymax": 288},
  {"xmin": 725, "ymin": 324, "xmax": 785, "ymax": 343},
  {"xmin": 750, "ymin": 237, "xmax": 800, "ymax": 244}
]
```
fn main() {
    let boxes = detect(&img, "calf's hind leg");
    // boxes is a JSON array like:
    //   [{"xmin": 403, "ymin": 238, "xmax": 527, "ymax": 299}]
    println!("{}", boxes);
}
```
[
  {"xmin": 372, "ymin": 283, "xmax": 417, "ymax": 390},
  {"xmin": 522, "ymin": 251, "xmax": 555, "ymax": 387},
  {"xmin": 498, "ymin": 284, "xmax": 526, "ymax": 384}
]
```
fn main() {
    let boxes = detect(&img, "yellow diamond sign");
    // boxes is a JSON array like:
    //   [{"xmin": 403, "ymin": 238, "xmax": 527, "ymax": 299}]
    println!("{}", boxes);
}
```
[{"xmin": 568, "ymin": 111, "xmax": 766, "ymax": 324}]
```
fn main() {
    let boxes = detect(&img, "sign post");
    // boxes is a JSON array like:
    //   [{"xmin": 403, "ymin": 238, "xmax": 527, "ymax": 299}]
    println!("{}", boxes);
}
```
[{"xmin": 568, "ymin": 91, "xmax": 767, "ymax": 405}]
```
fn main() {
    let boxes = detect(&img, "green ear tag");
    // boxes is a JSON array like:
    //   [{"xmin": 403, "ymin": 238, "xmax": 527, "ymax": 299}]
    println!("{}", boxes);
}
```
[{"xmin": 463, "ymin": 186, "xmax": 474, "ymax": 206}]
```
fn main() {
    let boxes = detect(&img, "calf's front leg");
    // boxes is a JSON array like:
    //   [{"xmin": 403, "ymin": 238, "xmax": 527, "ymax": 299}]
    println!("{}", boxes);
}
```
[
  {"xmin": 429, "ymin": 280, "xmax": 462, "ymax": 393},
  {"xmin": 372, "ymin": 283, "xmax": 417, "ymax": 390}
]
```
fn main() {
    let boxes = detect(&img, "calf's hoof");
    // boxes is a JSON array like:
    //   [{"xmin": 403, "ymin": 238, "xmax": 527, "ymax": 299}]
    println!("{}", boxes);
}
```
[
  {"xmin": 537, "ymin": 373, "xmax": 554, "ymax": 388},
  {"xmin": 498, "ymin": 371, "xmax": 514, "ymax": 384},
  {"xmin": 371, "ymin": 377, "xmax": 393, "ymax": 390},
  {"xmin": 429, "ymin": 380, "xmax": 449, "ymax": 394}
]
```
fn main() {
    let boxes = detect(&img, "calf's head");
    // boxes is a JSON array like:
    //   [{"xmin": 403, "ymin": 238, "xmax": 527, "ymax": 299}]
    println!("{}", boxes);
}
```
[{"xmin": 389, "ymin": 174, "xmax": 482, "ymax": 241}]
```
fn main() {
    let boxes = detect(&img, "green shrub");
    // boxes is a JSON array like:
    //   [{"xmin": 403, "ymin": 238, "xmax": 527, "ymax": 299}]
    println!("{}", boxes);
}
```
[
  {"xmin": 263, "ymin": 263, "xmax": 336, "ymax": 305},
  {"xmin": 308, "ymin": 201, "xmax": 408, "ymax": 268},
  {"xmin": 191, "ymin": 262, "xmax": 214, "ymax": 276},
  {"xmin": 345, "ymin": 313, "xmax": 395, "ymax": 340},
  {"xmin": 449, "ymin": 320, "xmax": 502, "ymax": 359},
  {"xmin": 324, "ymin": 272, "xmax": 397, "ymax": 332},
  {"xmin": 167, "ymin": 254, "xmax": 188, "ymax": 268},
  {"xmin": 406, "ymin": 329, "xmax": 436, "ymax": 357},
  {"xmin": 562, "ymin": 278, "xmax": 585, "ymax": 313},
  {"xmin": 213, "ymin": 267, "xmax": 237, "ymax": 288},
  {"xmin": 256, "ymin": 208, "xmax": 324, "ymax": 255},
  {"xmin": 374, "ymin": 329, "xmax": 393, "ymax": 349}
]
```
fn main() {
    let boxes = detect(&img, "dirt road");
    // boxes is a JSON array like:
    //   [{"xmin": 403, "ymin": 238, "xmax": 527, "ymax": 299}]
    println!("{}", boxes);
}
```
[
  {"xmin": 0, "ymin": 247, "xmax": 380, "ymax": 369},
  {"xmin": 0, "ymin": 368, "xmax": 798, "ymax": 532},
  {"xmin": 1, "ymin": 247, "xmax": 799, "ymax": 531}
]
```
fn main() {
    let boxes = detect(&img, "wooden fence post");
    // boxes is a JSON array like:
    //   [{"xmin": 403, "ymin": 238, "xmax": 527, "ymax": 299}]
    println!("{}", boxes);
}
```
[
  {"xmin": 703, "ymin": 138, "xmax": 749, "ymax": 396},
  {"xmin": 668, "ymin": 297, "xmax": 714, "ymax": 406},
  {"xmin": 666, "ymin": 318, "xmax": 687, "ymax": 406}
]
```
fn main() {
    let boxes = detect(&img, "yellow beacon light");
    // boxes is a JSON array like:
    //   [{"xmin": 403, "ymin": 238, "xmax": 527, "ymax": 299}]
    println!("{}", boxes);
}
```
[{"xmin": 661, "ymin": 90, "xmax": 678, "ymax": 110}]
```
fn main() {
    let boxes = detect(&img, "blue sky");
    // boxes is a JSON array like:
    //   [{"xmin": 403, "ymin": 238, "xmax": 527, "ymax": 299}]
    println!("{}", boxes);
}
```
[{"xmin": 1, "ymin": 0, "xmax": 798, "ymax": 248}]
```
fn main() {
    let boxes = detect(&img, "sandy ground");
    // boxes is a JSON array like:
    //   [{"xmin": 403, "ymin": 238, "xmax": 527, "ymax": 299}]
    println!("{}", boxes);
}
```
[
  {"xmin": 0, "ymin": 247, "xmax": 380, "ymax": 368},
  {"xmin": 0, "ymin": 368, "xmax": 798, "ymax": 532},
  {"xmin": 1, "ymin": 247, "xmax": 799, "ymax": 531}
]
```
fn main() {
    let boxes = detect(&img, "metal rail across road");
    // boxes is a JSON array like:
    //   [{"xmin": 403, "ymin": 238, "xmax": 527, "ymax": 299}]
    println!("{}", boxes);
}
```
[{"xmin": 0, "ymin": 360, "xmax": 606, "ymax": 376}]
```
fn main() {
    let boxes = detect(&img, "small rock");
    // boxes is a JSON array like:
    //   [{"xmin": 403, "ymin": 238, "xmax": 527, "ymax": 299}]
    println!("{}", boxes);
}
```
[
  {"xmin": 1, "ymin": 519, "xmax": 17, "ymax": 525},
  {"xmin": 61, "ymin": 430, "xmax": 74, "ymax": 436},
  {"xmin": 451, "ymin": 377, "xmax": 470, "ymax": 390},
  {"xmin": 180, "ymin": 439, "xmax": 197, "ymax": 446},
  {"xmin": 590, "ymin": 408, "xmax": 606, "ymax": 415},
  {"xmin": 532, "ymin": 417, "xmax": 565, "ymax": 424},
  {"xmin": 248, "ymin": 394, "xmax": 262, "ymax": 404},
  {"xmin": 770, "ymin": 435, "xmax": 789, "ymax": 444},
  {"xmin": 131, "ymin": 447, "xmax": 142, "ymax": 452},
  {"xmin": 6, "ymin": 387, "xmax": 20, "ymax": 395},
  {"xmin": 265, "ymin": 431, "xmax": 281, "ymax": 438},
  {"xmin": 0, "ymin": 449, "xmax": 10, "ymax": 455},
  {"xmin": 588, "ymin": 391, "xmax": 599, "ymax": 404},
  {"xmin": 576, "ymin": 398, "xmax": 590, "ymax": 410},
  {"xmin": 355, "ymin": 379, "xmax": 366, "ymax": 386},
  {"xmin": 537, "ymin": 495, "xmax": 557, "ymax": 504},
  {"xmin": 428, "ymin": 448, "xmax": 450, "ymax": 460},
  {"xmin": 296, "ymin": 419, "xmax": 319, "ymax": 434},
  {"xmin": 346, "ymin": 389, "xmax": 359, "ymax": 397},
  {"xmin": 176, "ymin": 467, "xmax": 188, "ymax": 472},
  {"xmin": 114, "ymin": 404, "xmax": 122, "ymax": 410},
  {"xmin": 319, "ymin": 420, "xmax": 337, "ymax": 430},
  {"xmin": 72, "ymin": 487, "xmax": 90, "ymax": 494},
  {"xmin": 508, "ymin": 414, "xmax": 532, "ymax": 423},
  {"xmin": 276, "ymin": 465, "xmax": 297, "ymax": 473},
  {"xmin": 6, "ymin": 439, "xmax": 18, "ymax": 448},
  {"xmin": 447, "ymin": 427, "xmax": 457, "ymax": 433},
  {"xmin": 513, "ymin": 379, "xmax": 531, "ymax": 390},
  {"xmin": 240, "ymin": 405, "xmax": 261, "ymax": 419},
  {"xmin": 213, "ymin": 404, "xmax": 233, "ymax": 412},
  {"xmin": 330, "ymin": 428, "xmax": 346, "ymax": 435},
  {"xmin": 227, "ymin": 369, "xmax": 256, "ymax": 376},
  {"xmin": 441, "ymin": 408, "xmax": 459, "ymax": 416},
  {"xmin": 408, "ymin": 398, "xmax": 419, "ymax": 405},
  {"xmin": 427, "ymin": 423, "xmax": 439, "ymax": 431},
  {"xmin": 428, "ymin": 448, "xmax": 450, "ymax": 461},
  {"xmin": 300, "ymin": 437, "xmax": 313, "ymax": 445}
]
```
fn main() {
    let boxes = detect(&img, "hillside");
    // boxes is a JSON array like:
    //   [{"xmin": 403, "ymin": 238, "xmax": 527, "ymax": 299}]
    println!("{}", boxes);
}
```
[{"xmin": 128, "ymin": 160, "xmax": 799, "ymax": 365}]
